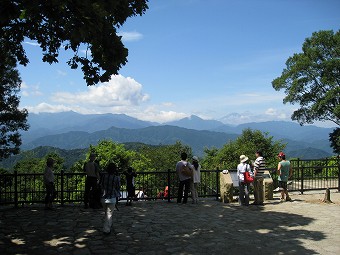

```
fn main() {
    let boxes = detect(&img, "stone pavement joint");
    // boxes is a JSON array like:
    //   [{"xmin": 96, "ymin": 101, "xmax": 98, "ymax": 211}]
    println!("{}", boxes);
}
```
[{"xmin": 0, "ymin": 191, "xmax": 340, "ymax": 255}]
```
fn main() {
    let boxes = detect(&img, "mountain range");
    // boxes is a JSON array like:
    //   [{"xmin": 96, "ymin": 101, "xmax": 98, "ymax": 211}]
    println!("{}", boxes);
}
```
[{"xmin": 18, "ymin": 111, "xmax": 336, "ymax": 159}]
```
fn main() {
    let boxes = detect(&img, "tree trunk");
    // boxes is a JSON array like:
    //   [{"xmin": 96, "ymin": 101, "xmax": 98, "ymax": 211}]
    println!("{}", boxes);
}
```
[{"xmin": 322, "ymin": 188, "xmax": 332, "ymax": 203}]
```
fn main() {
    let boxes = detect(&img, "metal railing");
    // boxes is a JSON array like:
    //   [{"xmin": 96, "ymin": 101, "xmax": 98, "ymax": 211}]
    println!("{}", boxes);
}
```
[
  {"xmin": 1, "ymin": 157, "xmax": 339, "ymax": 207},
  {"xmin": 0, "ymin": 169, "xmax": 220, "ymax": 208},
  {"xmin": 274, "ymin": 158, "xmax": 340, "ymax": 194}
]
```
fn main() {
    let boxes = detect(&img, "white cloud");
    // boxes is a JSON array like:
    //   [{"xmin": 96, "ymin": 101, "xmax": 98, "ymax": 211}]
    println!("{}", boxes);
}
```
[
  {"xmin": 162, "ymin": 102, "xmax": 174, "ymax": 107},
  {"xmin": 20, "ymin": 82, "xmax": 43, "ymax": 97},
  {"xmin": 25, "ymin": 103, "xmax": 74, "ymax": 113},
  {"xmin": 52, "ymin": 75, "xmax": 150, "ymax": 107},
  {"xmin": 119, "ymin": 31, "xmax": 143, "ymax": 42},
  {"xmin": 265, "ymin": 108, "xmax": 277, "ymax": 116},
  {"xmin": 24, "ymin": 41, "xmax": 40, "ymax": 47},
  {"xmin": 20, "ymin": 82, "xmax": 28, "ymax": 89},
  {"xmin": 57, "ymin": 70, "xmax": 67, "ymax": 76},
  {"xmin": 131, "ymin": 106, "xmax": 187, "ymax": 123},
  {"xmin": 265, "ymin": 108, "xmax": 288, "ymax": 120}
]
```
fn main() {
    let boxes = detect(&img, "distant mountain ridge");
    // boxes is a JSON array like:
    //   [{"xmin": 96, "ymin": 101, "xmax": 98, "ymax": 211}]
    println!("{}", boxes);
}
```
[
  {"xmin": 22, "ymin": 125, "xmax": 238, "ymax": 156},
  {"xmin": 22, "ymin": 111, "xmax": 158, "ymax": 143},
  {"xmin": 20, "ymin": 111, "xmax": 336, "ymax": 159}
]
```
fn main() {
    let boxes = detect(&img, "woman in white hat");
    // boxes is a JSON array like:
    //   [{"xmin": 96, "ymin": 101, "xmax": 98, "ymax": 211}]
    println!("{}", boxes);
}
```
[{"xmin": 237, "ymin": 155, "xmax": 252, "ymax": 206}]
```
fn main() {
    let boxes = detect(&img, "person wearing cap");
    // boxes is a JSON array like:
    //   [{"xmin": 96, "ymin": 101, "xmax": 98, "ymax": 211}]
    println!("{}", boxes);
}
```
[
  {"xmin": 83, "ymin": 153, "xmax": 101, "ymax": 209},
  {"xmin": 43, "ymin": 157, "xmax": 56, "ymax": 210},
  {"xmin": 190, "ymin": 156, "xmax": 201, "ymax": 204},
  {"xmin": 237, "ymin": 155, "xmax": 252, "ymax": 206},
  {"xmin": 277, "ymin": 152, "xmax": 293, "ymax": 202},
  {"xmin": 252, "ymin": 150, "xmax": 265, "ymax": 205}
]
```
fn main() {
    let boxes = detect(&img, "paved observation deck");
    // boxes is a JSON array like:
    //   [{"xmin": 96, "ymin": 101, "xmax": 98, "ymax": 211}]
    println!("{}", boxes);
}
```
[{"xmin": 1, "ymin": 191, "xmax": 340, "ymax": 255}]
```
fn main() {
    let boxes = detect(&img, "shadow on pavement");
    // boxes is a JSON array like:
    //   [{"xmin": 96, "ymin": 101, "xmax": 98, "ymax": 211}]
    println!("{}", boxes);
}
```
[{"xmin": 0, "ymin": 199, "xmax": 330, "ymax": 254}]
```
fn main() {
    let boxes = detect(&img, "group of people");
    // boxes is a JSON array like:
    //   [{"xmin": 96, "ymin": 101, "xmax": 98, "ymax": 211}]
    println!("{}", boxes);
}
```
[
  {"xmin": 43, "ymin": 150, "xmax": 292, "ymax": 234},
  {"xmin": 83, "ymin": 154, "xmax": 137, "ymax": 234},
  {"xmin": 175, "ymin": 152, "xmax": 201, "ymax": 204},
  {"xmin": 43, "ymin": 153, "xmax": 137, "ymax": 235},
  {"xmin": 237, "ymin": 150, "xmax": 293, "ymax": 206}
]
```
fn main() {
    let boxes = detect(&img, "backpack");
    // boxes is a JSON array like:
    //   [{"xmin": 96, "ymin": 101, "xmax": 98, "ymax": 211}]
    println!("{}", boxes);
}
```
[
  {"xmin": 243, "ymin": 164, "xmax": 254, "ymax": 183},
  {"xmin": 181, "ymin": 163, "xmax": 193, "ymax": 177}
]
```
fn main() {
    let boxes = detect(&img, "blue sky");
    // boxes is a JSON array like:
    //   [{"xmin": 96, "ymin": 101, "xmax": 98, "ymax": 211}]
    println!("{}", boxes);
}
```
[{"xmin": 18, "ymin": 0, "xmax": 340, "ymax": 127}]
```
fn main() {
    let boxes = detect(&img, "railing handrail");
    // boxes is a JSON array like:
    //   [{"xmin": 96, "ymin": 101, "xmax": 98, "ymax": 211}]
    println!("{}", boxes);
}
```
[{"xmin": 1, "ymin": 157, "xmax": 339, "ymax": 207}]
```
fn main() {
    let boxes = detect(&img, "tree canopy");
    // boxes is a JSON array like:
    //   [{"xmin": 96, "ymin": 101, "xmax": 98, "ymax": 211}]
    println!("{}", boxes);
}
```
[
  {"xmin": 0, "ymin": 0, "xmax": 149, "ymax": 85},
  {"xmin": 272, "ymin": 30, "xmax": 340, "ymax": 127},
  {"xmin": 201, "ymin": 129, "xmax": 285, "ymax": 170},
  {"xmin": 0, "ymin": 40, "xmax": 29, "ymax": 160}
]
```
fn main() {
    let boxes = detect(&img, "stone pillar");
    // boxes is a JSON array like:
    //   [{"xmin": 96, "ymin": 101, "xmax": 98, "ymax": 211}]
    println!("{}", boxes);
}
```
[
  {"xmin": 220, "ymin": 171, "xmax": 233, "ymax": 203},
  {"xmin": 263, "ymin": 171, "xmax": 273, "ymax": 200}
]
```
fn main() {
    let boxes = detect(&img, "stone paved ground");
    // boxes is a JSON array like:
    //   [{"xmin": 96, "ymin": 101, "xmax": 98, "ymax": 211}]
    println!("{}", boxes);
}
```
[{"xmin": 0, "ymin": 190, "xmax": 339, "ymax": 255}]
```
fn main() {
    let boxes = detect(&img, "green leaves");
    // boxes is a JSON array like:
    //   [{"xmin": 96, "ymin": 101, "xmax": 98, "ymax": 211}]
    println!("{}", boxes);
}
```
[
  {"xmin": 0, "ymin": 41, "xmax": 29, "ymax": 160},
  {"xmin": 272, "ymin": 30, "xmax": 340, "ymax": 127},
  {"xmin": 202, "ymin": 129, "xmax": 285, "ymax": 170},
  {"xmin": 1, "ymin": 0, "xmax": 149, "ymax": 86}
]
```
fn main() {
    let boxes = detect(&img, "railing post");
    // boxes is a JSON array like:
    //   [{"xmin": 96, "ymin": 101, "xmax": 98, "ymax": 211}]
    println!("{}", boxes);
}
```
[
  {"xmin": 167, "ymin": 169, "xmax": 171, "ymax": 202},
  {"xmin": 299, "ymin": 158, "xmax": 304, "ymax": 194},
  {"xmin": 14, "ymin": 170, "xmax": 18, "ymax": 208},
  {"xmin": 337, "ymin": 155, "xmax": 340, "ymax": 192},
  {"xmin": 61, "ymin": 170, "xmax": 64, "ymax": 206},
  {"xmin": 215, "ymin": 168, "xmax": 219, "ymax": 201}
]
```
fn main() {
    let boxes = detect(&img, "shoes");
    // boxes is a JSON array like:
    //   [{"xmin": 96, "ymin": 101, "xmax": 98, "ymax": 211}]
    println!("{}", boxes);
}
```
[
  {"xmin": 280, "ymin": 198, "xmax": 285, "ymax": 202},
  {"xmin": 103, "ymin": 231, "xmax": 111, "ymax": 235},
  {"xmin": 286, "ymin": 197, "xmax": 292, "ymax": 201}
]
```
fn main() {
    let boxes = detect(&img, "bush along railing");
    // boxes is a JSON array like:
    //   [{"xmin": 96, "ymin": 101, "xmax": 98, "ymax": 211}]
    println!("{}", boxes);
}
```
[
  {"xmin": 0, "ymin": 169, "xmax": 221, "ymax": 208},
  {"xmin": 1, "ymin": 157, "xmax": 339, "ymax": 208}
]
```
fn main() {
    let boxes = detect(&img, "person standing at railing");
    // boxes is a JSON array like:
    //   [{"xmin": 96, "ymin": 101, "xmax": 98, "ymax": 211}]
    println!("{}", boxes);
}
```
[
  {"xmin": 43, "ymin": 157, "xmax": 56, "ymax": 210},
  {"xmin": 277, "ymin": 152, "xmax": 293, "ymax": 202},
  {"xmin": 123, "ymin": 166, "xmax": 137, "ymax": 206},
  {"xmin": 83, "ymin": 153, "xmax": 100, "ymax": 209},
  {"xmin": 100, "ymin": 162, "xmax": 121, "ymax": 235},
  {"xmin": 190, "ymin": 156, "xmax": 201, "ymax": 204},
  {"xmin": 252, "ymin": 150, "xmax": 265, "ymax": 206},
  {"xmin": 176, "ymin": 152, "xmax": 192, "ymax": 204},
  {"xmin": 237, "ymin": 155, "xmax": 252, "ymax": 206}
]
